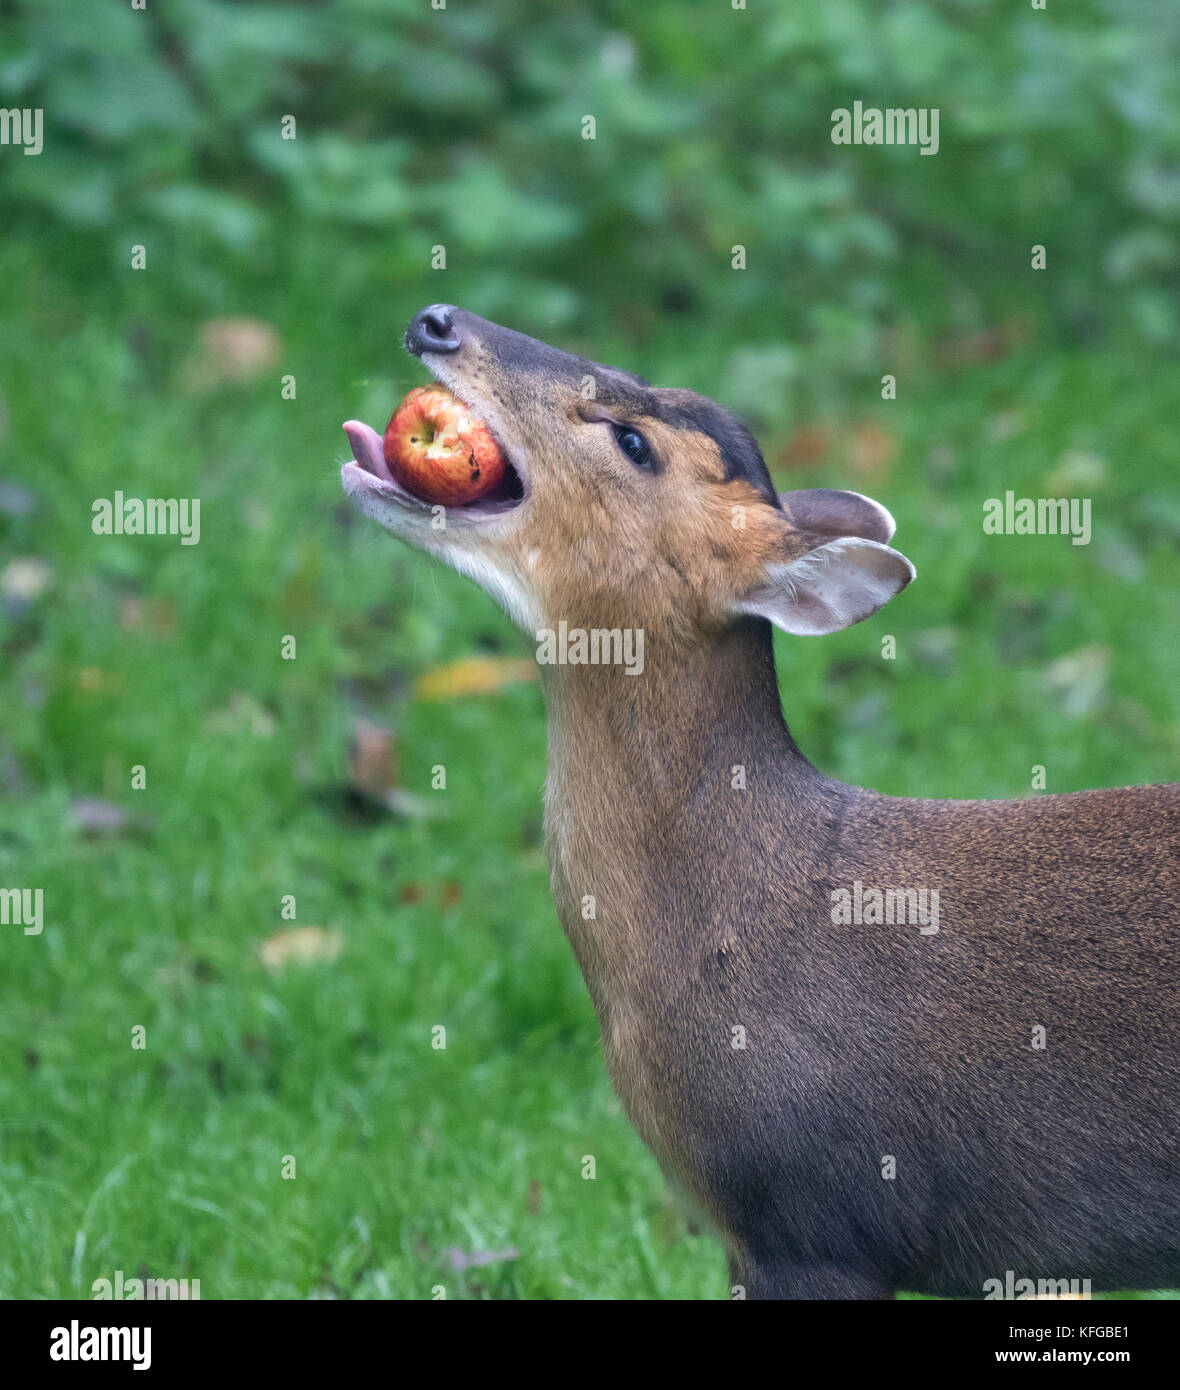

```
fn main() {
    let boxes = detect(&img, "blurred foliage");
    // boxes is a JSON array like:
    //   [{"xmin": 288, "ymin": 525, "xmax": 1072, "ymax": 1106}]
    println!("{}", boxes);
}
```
[
  {"xmin": 3, "ymin": 0, "xmax": 1179, "ymax": 417},
  {"xmin": 2, "ymin": 0, "xmax": 1179, "ymax": 1301}
]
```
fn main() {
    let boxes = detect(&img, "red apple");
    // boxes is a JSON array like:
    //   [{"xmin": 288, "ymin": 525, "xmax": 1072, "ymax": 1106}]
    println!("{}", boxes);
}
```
[{"xmin": 383, "ymin": 384, "xmax": 505, "ymax": 506}]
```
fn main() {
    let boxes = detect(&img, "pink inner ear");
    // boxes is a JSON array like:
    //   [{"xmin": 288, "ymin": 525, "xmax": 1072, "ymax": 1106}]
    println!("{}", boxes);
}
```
[
  {"xmin": 736, "ymin": 537, "xmax": 915, "ymax": 638},
  {"xmin": 778, "ymin": 488, "xmax": 895, "ymax": 544}
]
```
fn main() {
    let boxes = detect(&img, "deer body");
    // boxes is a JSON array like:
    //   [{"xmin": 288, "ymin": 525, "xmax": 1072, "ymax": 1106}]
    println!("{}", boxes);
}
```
[
  {"xmin": 544, "ymin": 622, "xmax": 1179, "ymax": 1298},
  {"xmin": 343, "ymin": 306, "xmax": 1180, "ymax": 1298}
]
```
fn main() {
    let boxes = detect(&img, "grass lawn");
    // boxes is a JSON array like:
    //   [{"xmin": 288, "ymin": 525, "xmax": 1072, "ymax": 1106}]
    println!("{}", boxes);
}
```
[{"xmin": 1, "ymin": 237, "xmax": 1177, "ymax": 1298}]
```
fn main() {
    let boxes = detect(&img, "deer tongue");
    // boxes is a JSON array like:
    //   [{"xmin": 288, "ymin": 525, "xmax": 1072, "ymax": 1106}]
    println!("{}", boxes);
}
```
[{"xmin": 343, "ymin": 420, "xmax": 394, "ymax": 482}]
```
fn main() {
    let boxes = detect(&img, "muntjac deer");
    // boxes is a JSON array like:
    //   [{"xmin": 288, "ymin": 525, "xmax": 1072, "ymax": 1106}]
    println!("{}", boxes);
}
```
[{"xmin": 341, "ymin": 305, "xmax": 1180, "ymax": 1300}]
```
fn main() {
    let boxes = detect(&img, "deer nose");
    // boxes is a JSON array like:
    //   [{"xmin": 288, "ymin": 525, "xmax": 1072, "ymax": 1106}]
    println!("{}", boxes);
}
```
[{"xmin": 406, "ymin": 304, "xmax": 462, "ymax": 355}]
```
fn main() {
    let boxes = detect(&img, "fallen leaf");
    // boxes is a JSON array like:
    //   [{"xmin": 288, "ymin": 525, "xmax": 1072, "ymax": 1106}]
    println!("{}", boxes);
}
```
[
  {"xmin": 185, "ymin": 318, "xmax": 281, "ymax": 391},
  {"xmin": 78, "ymin": 667, "xmax": 122, "ymax": 694},
  {"xmin": 849, "ymin": 422, "xmax": 898, "ymax": 478},
  {"xmin": 414, "ymin": 656, "xmax": 537, "ymax": 700},
  {"xmin": 931, "ymin": 318, "xmax": 1030, "ymax": 369},
  {"xmin": 205, "ymin": 692, "xmax": 277, "ymax": 737},
  {"xmin": 1045, "ymin": 451, "xmax": 1107, "ymax": 496},
  {"xmin": 120, "ymin": 596, "xmax": 177, "ymax": 634},
  {"xmin": 1043, "ymin": 645, "xmax": 1109, "ymax": 718},
  {"xmin": 384, "ymin": 787, "xmax": 441, "ymax": 820},
  {"xmin": 775, "ymin": 423, "xmax": 833, "ymax": 471},
  {"xmin": 348, "ymin": 718, "xmax": 397, "ymax": 800},
  {"xmin": 69, "ymin": 798, "xmax": 130, "ymax": 836},
  {"xmin": 444, "ymin": 1246, "xmax": 518, "ymax": 1273},
  {"xmin": 259, "ymin": 926, "xmax": 342, "ymax": 968}
]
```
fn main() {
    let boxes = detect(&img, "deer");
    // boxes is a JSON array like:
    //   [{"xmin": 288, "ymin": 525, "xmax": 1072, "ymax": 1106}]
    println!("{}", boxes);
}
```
[{"xmin": 340, "ymin": 304, "xmax": 1180, "ymax": 1300}]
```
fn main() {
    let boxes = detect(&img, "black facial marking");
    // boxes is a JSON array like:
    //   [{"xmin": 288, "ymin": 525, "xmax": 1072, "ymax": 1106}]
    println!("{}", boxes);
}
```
[
  {"xmin": 655, "ymin": 398, "xmax": 780, "ymax": 506},
  {"xmin": 589, "ymin": 384, "xmax": 780, "ymax": 505}
]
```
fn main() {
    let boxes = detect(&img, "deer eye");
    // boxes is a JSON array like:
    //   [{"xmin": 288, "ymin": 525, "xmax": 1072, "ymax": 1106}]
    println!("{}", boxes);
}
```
[{"xmin": 612, "ymin": 424, "xmax": 653, "ymax": 470}]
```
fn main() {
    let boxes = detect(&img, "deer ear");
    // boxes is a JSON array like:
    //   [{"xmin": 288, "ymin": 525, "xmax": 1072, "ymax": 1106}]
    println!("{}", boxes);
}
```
[
  {"xmin": 778, "ymin": 489, "xmax": 896, "ymax": 544},
  {"xmin": 735, "ymin": 537, "xmax": 916, "ymax": 636}
]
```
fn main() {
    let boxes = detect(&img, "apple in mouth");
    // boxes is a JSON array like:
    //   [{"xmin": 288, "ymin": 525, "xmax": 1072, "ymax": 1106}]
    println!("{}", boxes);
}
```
[
  {"xmin": 342, "ymin": 384, "xmax": 524, "ymax": 519},
  {"xmin": 383, "ymin": 383, "xmax": 505, "ymax": 506}
]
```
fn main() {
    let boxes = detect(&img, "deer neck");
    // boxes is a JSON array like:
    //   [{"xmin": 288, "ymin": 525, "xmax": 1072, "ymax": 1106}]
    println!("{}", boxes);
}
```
[{"xmin": 540, "ymin": 618, "xmax": 834, "ymax": 997}]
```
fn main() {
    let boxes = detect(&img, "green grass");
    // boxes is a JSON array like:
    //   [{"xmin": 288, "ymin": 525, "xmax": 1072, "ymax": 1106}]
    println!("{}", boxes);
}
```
[{"xmin": 1, "ymin": 236, "xmax": 1177, "ymax": 1299}]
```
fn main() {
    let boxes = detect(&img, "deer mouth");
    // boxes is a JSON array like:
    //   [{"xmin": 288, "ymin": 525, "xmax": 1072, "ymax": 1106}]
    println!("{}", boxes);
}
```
[{"xmin": 341, "ymin": 416, "xmax": 527, "ymax": 524}]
